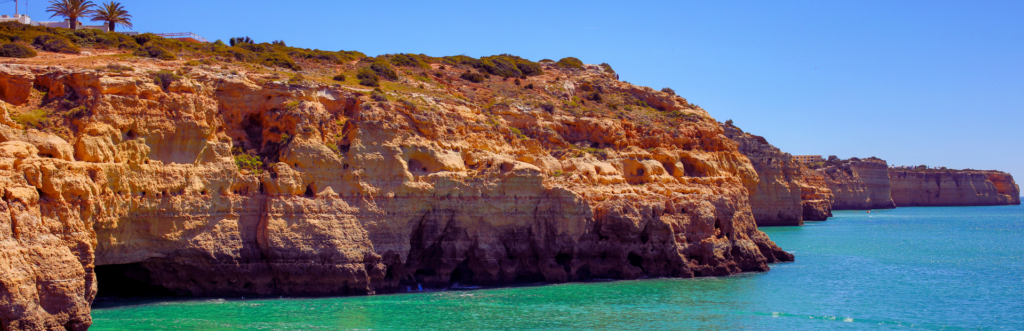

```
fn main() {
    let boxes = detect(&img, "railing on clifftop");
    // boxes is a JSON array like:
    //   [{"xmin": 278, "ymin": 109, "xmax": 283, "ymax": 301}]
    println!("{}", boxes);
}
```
[{"xmin": 155, "ymin": 32, "xmax": 209, "ymax": 43}]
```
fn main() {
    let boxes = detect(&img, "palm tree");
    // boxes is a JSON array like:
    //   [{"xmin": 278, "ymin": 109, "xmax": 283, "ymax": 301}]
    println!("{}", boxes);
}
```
[
  {"xmin": 92, "ymin": 2, "xmax": 132, "ymax": 32},
  {"xmin": 45, "ymin": 0, "xmax": 97, "ymax": 31}
]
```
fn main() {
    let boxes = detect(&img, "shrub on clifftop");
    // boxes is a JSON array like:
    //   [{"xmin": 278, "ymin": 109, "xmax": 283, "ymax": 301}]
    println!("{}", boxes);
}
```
[
  {"xmin": 389, "ymin": 53, "xmax": 431, "ymax": 69},
  {"xmin": 356, "ymin": 67, "xmax": 380, "ymax": 87},
  {"xmin": 460, "ymin": 71, "xmax": 485, "ymax": 83},
  {"xmin": 135, "ymin": 45, "xmax": 175, "ymax": 60},
  {"xmin": 477, "ymin": 54, "xmax": 543, "ymax": 78},
  {"xmin": 557, "ymin": 57, "xmax": 584, "ymax": 70},
  {"xmin": 32, "ymin": 34, "xmax": 80, "ymax": 54},
  {"xmin": 0, "ymin": 43, "xmax": 37, "ymax": 58},
  {"xmin": 368, "ymin": 58, "xmax": 399, "ymax": 81}
]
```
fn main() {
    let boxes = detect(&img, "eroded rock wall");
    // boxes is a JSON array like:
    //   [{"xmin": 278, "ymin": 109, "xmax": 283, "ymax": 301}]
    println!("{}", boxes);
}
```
[
  {"xmin": 723, "ymin": 125, "xmax": 833, "ymax": 226},
  {"xmin": 889, "ymin": 169, "xmax": 1020, "ymax": 207},
  {"xmin": 0, "ymin": 63, "xmax": 791, "ymax": 329},
  {"xmin": 813, "ymin": 157, "xmax": 896, "ymax": 210}
]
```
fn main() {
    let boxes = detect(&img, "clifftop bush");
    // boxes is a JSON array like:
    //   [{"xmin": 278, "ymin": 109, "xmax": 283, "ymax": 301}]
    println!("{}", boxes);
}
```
[
  {"xmin": 368, "ymin": 58, "xmax": 399, "ymax": 81},
  {"xmin": 135, "ymin": 45, "xmax": 176, "ymax": 60},
  {"xmin": 33, "ymin": 34, "xmax": 79, "ymax": 54},
  {"xmin": 388, "ymin": 53, "xmax": 432, "ymax": 69},
  {"xmin": 357, "ymin": 67, "xmax": 380, "ymax": 87},
  {"xmin": 460, "ymin": 71, "xmax": 485, "ymax": 83},
  {"xmin": 600, "ymin": 63, "xmax": 615, "ymax": 74},
  {"xmin": 0, "ymin": 43, "xmax": 36, "ymax": 58},
  {"xmin": 557, "ymin": 57, "xmax": 584, "ymax": 70},
  {"xmin": 478, "ymin": 54, "xmax": 543, "ymax": 78}
]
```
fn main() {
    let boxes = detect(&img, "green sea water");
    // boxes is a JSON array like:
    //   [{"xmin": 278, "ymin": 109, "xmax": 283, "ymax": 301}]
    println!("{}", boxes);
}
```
[{"xmin": 92, "ymin": 205, "xmax": 1024, "ymax": 330}]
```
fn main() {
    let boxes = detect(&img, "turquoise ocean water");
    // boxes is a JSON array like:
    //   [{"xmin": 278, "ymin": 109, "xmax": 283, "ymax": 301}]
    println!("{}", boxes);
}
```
[{"xmin": 92, "ymin": 205, "xmax": 1024, "ymax": 330}]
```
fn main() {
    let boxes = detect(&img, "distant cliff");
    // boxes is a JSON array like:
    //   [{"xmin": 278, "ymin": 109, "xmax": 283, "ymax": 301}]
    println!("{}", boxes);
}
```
[
  {"xmin": 810, "ymin": 157, "xmax": 896, "ymax": 210},
  {"xmin": 724, "ymin": 125, "xmax": 833, "ymax": 226},
  {"xmin": 890, "ymin": 169, "xmax": 1021, "ymax": 207}
]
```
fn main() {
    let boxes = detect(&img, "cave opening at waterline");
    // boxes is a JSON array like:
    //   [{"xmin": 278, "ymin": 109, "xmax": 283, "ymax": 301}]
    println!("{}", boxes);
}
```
[{"xmin": 94, "ymin": 263, "xmax": 176, "ymax": 298}]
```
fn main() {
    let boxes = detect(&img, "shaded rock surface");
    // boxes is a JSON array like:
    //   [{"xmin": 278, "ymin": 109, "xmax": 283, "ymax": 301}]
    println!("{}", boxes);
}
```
[
  {"xmin": 723, "ymin": 125, "xmax": 833, "ymax": 226},
  {"xmin": 0, "ymin": 63, "xmax": 791, "ymax": 330},
  {"xmin": 889, "ymin": 169, "xmax": 1020, "ymax": 207}
]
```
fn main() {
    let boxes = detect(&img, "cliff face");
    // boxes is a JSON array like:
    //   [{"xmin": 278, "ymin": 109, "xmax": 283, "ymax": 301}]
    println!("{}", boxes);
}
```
[
  {"xmin": 799, "ymin": 166, "xmax": 834, "ymax": 220},
  {"xmin": 720, "ymin": 126, "xmax": 831, "ymax": 226},
  {"xmin": 722, "ymin": 126, "xmax": 833, "ymax": 226},
  {"xmin": 889, "ymin": 169, "xmax": 1021, "ymax": 207},
  {"xmin": 812, "ymin": 157, "xmax": 896, "ymax": 210},
  {"xmin": 0, "ymin": 61, "xmax": 791, "ymax": 330}
]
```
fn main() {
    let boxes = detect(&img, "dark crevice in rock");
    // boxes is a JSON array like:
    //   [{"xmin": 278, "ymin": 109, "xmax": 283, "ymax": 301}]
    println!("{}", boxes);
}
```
[{"xmin": 94, "ymin": 263, "xmax": 176, "ymax": 298}]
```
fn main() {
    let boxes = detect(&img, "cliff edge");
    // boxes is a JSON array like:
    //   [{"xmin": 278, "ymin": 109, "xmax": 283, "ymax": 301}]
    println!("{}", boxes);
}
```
[
  {"xmin": 0, "ymin": 53, "xmax": 791, "ymax": 329},
  {"xmin": 890, "ymin": 169, "xmax": 1020, "ymax": 207},
  {"xmin": 808, "ymin": 157, "xmax": 896, "ymax": 210},
  {"xmin": 723, "ymin": 125, "xmax": 833, "ymax": 226}
]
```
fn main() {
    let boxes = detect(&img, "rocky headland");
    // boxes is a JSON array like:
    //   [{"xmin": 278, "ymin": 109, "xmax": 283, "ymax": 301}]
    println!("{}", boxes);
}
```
[
  {"xmin": 890, "ymin": 169, "xmax": 1020, "ymax": 207},
  {"xmin": 0, "ymin": 34, "xmax": 793, "ymax": 329},
  {"xmin": 808, "ymin": 157, "xmax": 896, "ymax": 210},
  {"xmin": 723, "ymin": 125, "xmax": 832, "ymax": 226}
]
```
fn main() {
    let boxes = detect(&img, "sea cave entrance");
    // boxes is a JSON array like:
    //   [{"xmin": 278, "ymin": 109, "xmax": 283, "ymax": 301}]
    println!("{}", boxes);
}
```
[{"xmin": 94, "ymin": 263, "xmax": 176, "ymax": 298}]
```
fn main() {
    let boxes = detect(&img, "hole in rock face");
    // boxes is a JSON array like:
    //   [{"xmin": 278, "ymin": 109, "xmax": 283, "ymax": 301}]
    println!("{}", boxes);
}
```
[
  {"xmin": 304, "ymin": 184, "xmax": 316, "ymax": 198},
  {"xmin": 628, "ymin": 252, "xmax": 644, "ymax": 269},
  {"xmin": 577, "ymin": 265, "xmax": 592, "ymax": 280},
  {"xmin": 661, "ymin": 162, "xmax": 677, "ymax": 176},
  {"xmin": 555, "ymin": 253, "xmax": 573, "ymax": 273},
  {"xmin": 449, "ymin": 259, "xmax": 475, "ymax": 284},
  {"xmin": 343, "ymin": 163, "xmax": 349, "ymax": 170},
  {"xmin": 513, "ymin": 272, "xmax": 544, "ymax": 283},
  {"xmin": 242, "ymin": 114, "xmax": 264, "ymax": 150},
  {"xmin": 407, "ymin": 159, "xmax": 425, "ymax": 173},
  {"xmin": 636, "ymin": 168, "xmax": 645, "ymax": 176},
  {"xmin": 679, "ymin": 157, "xmax": 706, "ymax": 177},
  {"xmin": 499, "ymin": 162, "xmax": 514, "ymax": 172},
  {"xmin": 95, "ymin": 263, "xmax": 175, "ymax": 298}
]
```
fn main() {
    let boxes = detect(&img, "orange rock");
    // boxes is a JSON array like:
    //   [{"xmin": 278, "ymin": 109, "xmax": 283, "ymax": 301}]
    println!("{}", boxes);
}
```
[
  {"xmin": 890, "ymin": 169, "xmax": 1020, "ymax": 206},
  {"xmin": 0, "ymin": 63, "xmax": 792, "ymax": 329}
]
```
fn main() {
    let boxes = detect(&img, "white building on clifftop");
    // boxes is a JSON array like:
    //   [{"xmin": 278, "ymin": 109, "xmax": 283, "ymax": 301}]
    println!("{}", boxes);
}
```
[{"xmin": 0, "ymin": 14, "xmax": 31, "ymax": 24}]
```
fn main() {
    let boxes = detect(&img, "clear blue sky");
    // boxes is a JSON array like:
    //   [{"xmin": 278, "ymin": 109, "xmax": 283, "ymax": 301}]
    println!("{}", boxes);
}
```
[{"xmin": 16, "ymin": 0, "xmax": 1024, "ymax": 181}]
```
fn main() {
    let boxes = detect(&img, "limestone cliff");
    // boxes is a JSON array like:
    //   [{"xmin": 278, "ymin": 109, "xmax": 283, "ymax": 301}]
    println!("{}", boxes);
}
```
[
  {"xmin": 722, "ymin": 125, "xmax": 833, "ymax": 226},
  {"xmin": 0, "ymin": 58, "xmax": 791, "ymax": 330},
  {"xmin": 809, "ymin": 157, "xmax": 896, "ymax": 210},
  {"xmin": 889, "ymin": 169, "xmax": 1020, "ymax": 207}
]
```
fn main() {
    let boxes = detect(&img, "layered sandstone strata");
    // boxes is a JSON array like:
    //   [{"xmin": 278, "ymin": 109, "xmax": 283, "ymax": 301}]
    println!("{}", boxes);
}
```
[
  {"xmin": 723, "ymin": 125, "xmax": 833, "ymax": 226},
  {"xmin": 811, "ymin": 157, "xmax": 896, "ymax": 210},
  {"xmin": 0, "ymin": 62, "xmax": 791, "ymax": 330},
  {"xmin": 889, "ymin": 169, "xmax": 1020, "ymax": 206}
]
